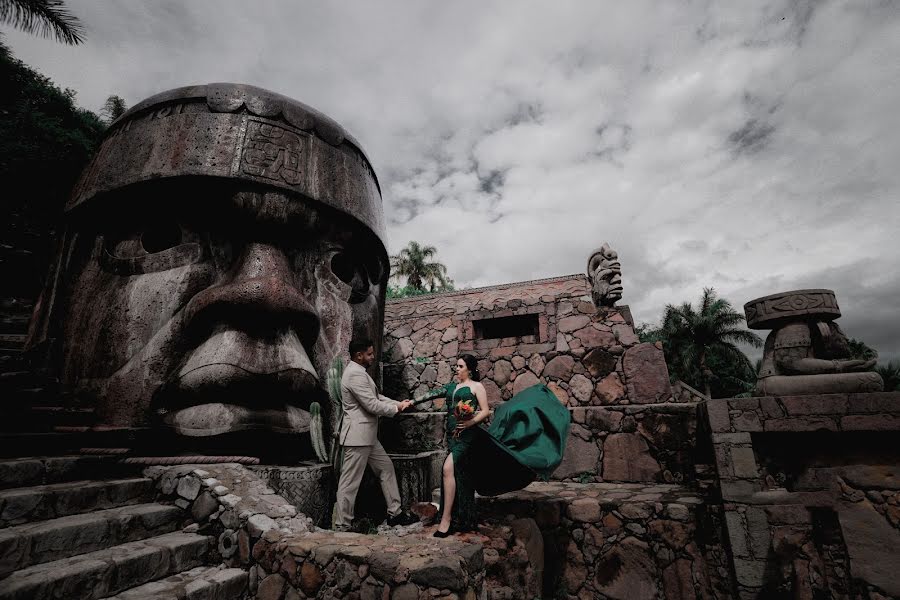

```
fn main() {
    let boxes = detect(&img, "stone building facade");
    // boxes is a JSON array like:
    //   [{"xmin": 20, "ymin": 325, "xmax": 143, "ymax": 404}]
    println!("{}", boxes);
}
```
[{"xmin": 381, "ymin": 274, "xmax": 698, "ymax": 486}]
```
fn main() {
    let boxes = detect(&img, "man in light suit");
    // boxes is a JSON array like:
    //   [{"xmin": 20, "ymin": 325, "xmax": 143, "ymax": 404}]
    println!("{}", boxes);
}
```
[{"xmin": 334, "ymin": 338, "xmax": 418, "ymax": 531}]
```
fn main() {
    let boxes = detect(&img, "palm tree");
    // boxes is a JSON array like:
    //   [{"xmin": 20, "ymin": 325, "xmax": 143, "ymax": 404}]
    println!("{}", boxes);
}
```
[
  {"xmin": 660, "ymin": 287, "xmax": 762, "ymax": 398},
  {"xmin": 390, "ymin": 241, "xmax": 450, "ymax": 292},
  {"xmin": 1, "ymin": 0, "xmax": 84, "ymax": 45},
  {"xmin": 100, "ymin": 95, "xmax": 127, "ymax": 123}
]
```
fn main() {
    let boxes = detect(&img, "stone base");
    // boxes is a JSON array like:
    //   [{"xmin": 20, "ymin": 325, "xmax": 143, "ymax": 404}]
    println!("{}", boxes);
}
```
[
  {"xmin": 250, "ymin": 463, "xmax": 333, "ymax": 528},
  {"xmin": 477, "ymin": 481, "xmax": 732, "ymax": 600},
  {"xmin": 707, "ymin": 391, "xmax": 900, "ymax": 598}
]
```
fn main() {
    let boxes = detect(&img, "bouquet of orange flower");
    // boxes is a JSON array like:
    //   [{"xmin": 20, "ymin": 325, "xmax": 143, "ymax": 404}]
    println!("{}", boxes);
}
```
[{"xmin": 454, "ymin": 399, "xmax": 476, "ymax": 422}]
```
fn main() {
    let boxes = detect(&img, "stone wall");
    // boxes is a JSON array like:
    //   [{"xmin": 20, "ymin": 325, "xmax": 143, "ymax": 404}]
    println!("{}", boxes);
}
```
[
  {"xmin": 384, "ymin": 277, "xmax": 675, "ymax": 410},
  {"xmin": 476, "ymin": 481, "xmax": 733, "ymax": 600},
  {"xmin": 382, "ymin": 277, "xmax": 706, "ymax": 487},
  {"xmin": 707, "ymin": 391, "xmax": 900, "ymax": 599}
]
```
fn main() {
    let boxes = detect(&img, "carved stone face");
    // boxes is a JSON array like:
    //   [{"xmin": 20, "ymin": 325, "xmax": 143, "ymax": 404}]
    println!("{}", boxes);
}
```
[
  {"xmin": 57, "ymin": 179, "xmax": 386, "ymax": 438},
  {"xmin": 587, "ymin": 243, "xmax": 623, "ymax": 307}
]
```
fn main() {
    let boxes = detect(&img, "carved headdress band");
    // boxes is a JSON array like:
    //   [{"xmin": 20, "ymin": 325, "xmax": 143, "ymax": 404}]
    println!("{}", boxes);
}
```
[{"xmin": 68, "ymin": 83, "xmax": 386, "ymax": 248}]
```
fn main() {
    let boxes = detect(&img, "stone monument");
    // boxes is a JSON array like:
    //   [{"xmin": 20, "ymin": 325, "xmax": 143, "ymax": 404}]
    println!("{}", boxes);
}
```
[
  {"xmin": 586, "ymin": 242, "xmax": 622, "ymax": 307},
  {"xmin": 25, "ymin": 84, "xmax": 389, "ymax": 457},
  {"xmin": 744, "ymin": 289, "xmax": 883, "ymax": 395}
]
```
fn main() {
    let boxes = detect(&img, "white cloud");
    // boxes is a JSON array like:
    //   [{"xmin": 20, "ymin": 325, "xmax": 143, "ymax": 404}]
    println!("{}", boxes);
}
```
[{"xmin": 4, "ymin": 0, "xmax": 899, "ymax": 360}]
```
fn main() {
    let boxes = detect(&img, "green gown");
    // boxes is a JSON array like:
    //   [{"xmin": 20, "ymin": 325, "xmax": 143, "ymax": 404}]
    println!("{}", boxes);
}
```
[{"xmin": 426, "ymin": 382, "xmax": 571, "ymax": 531}]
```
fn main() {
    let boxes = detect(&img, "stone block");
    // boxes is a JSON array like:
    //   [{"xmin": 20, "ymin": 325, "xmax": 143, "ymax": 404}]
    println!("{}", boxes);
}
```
[
  {"xmin": 584, "ymin": 408, "xmax": 623, "ymax": 433},
  {"xmin": 543, "ymin": 355, "xmax": 575, "ymax": 380},
  {"xmin": 661, "ymin": 558, "xmax": 696, "ymax": 600},
  {"xmin": 567, "ymin": 498, "xmax": 602, "ymax": 522},
  {"xmin": 602, "ymin": 433, "xmax": 662, "ymax": 482},
  {"xmin": 558, "ymin": 315, "xmax": 590, "ymax": 333},
  {"xmin": 720, "ymin": 479, "xmax": 758, "ymax": 500},
  {"xmin": 725, "ymin": 512, "xmax": 749, "ymax": 557},
  {"xmin": 732, "ymin": 411, "xmax": 762, "ymax": 432},
  {"xmin": 732, "ymin": 558, "xmax": 767, "ymax": 587},
  {"xmin": 622, "ymin": 343, "xmax": 671, "ymax": 404},
  {"xmin": 731, "ymin": 447, "xmax": 759, "ymax": 479},
  {"xmin": 841, "ymin": 415, "xmax": 900, "ymax": 431},
  {"xmin": 745, "ymin": 507, "xmax": 770, "ymax": 559},
  {"xmin": 257, "ymin": 573, "xmax": 287, "ymax": 600},
  {"xmin": 512, "ymin": 371, "xmax": 541, "ymax": 396},
  {"xmin": 569, "ymin": 374, "xmax": 593, "ymax": 404},
  {"xmin": 763, "ymin": 417, "xmax": 837, "ymax": 432},
  {"xmin": 574, "ymin": 326, "xmax": 616, "ymax": 349},
  {"xmin": 176, "ymin": 476, "xmax": 202, "ymax": 501},
  {"xmin": 593, "ymin": 537, "xmax": 657, "ymax": 600},
  {"xmin": 706, "ymin": 400, "xmax": 731, "ymax": 433},
  {"xmin": 848, "ymin": 392, "xmax": 900, "ymax": 413},
  {"xmin": 781, "ymin": 394, "xmax": 848, "ymax": 415},
  {"xmin": 595, "ymin": 373, "xmax": 625, "ymax": 404},
  {"xmin": 553, "ymin": 436, "xmax": 600, "ymax": 479},
  {"xmin": 581, "ymin": 348, "xmax": 617, "ymax": 379}
]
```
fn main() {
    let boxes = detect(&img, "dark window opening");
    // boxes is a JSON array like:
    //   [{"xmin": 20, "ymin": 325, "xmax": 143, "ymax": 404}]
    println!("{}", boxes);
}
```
[{"xmin": 474, "ymin": 314, "xmax": 539, "ymax": 340}]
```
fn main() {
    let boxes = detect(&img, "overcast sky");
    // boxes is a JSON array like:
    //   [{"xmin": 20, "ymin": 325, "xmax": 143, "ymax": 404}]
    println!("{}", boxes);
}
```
[{"xmin": 5, "ymin": 1, "xmax": 899, "ymax": 361}]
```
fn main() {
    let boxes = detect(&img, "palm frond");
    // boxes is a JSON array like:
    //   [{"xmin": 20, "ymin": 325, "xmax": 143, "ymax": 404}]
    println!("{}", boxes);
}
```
[{"xmin": 0, "ymin": 0, "xmax": 85, "ymax": 45}]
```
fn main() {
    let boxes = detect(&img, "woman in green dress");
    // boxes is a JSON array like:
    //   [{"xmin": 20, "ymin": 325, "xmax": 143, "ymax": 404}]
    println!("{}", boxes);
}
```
[
  {"xmin": 430, "ymin": 354, "xmax": 490, "ymax": 537},
  {"xmin": 421, "ymin": 354, "xmax": 572, "ymax": 537}
]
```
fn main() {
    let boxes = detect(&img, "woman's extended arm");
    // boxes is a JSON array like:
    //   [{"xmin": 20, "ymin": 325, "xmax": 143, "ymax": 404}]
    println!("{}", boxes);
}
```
[{"xmin": 412, "ymin": 383, "xmax": 449, "ymax": 405}]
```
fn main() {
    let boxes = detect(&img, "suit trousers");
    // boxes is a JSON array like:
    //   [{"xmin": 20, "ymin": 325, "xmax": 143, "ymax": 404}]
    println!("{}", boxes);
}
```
[{"xmin": 334, "ymin": 441, "xmax": 402, "ymax": 526}]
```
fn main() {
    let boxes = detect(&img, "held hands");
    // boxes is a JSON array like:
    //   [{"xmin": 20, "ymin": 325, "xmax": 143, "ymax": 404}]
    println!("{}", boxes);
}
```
[{"xmin": 397, "ymin": 400, "xmax": 413, "ymax": 413}]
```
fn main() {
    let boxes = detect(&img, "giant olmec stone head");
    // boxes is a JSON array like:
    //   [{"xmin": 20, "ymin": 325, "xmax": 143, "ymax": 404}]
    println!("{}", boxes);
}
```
[{"xmin": 28, "ymin": 84, "xmax": 388, "ymax": 453}]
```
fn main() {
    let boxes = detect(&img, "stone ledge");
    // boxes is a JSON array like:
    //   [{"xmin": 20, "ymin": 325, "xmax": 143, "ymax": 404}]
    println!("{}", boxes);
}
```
[{"xmin": 252, "ymin": 528, "xmax": 484, "ymax": 598}]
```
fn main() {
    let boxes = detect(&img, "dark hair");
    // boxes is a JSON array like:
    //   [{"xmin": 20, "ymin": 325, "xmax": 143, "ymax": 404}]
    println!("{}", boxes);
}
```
[
  {"xmin": 349, "ymin": 338, "xmax": 374, "ymax": 357},
  {"xmin": 459, "ymin": 354, "xmax": 480, "ymax": 381}
]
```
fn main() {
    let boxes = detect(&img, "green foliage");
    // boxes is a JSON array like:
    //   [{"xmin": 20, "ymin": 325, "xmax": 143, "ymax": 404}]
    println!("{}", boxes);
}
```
[
  {"xmin": 847, "ymin": 338, "xmax": 878, "ymax": 362},
  {"xmin": 308, "ymin": 402, "xmax": 328, "ymax": 463},
  {"xmin": 644, "ymin": 288, "xmax": 762, "ymax": 398},
  {"xmin": 100, "ymin": 94, "xmax": 127, "ymax": 123},
  {"xmin": 390, "ymin": 241, "xmax": 452, "ymax": 292},
  {"xmin": 876, "ymin": 361, "xmax": 900, "ymax": 392},
  {"xmin": 0, "ymin": 0, "xmax": 85, "ymax": 45},
  {"xmin": 0, "ymin": 41, "xmax": 106, "ymax": 298}
]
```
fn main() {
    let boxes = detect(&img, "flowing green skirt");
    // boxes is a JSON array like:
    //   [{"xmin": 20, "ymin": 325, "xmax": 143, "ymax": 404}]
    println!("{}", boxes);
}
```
[{"xmin": 437, "ymin": 384, "xmax": 571, "ymax": 530}]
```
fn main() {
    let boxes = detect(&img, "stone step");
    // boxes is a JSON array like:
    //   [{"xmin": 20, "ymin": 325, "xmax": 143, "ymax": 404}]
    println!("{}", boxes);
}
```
[
  {"xmin": 0, "ymin": 455, "xmax": 138, "ymax": 490},
  {"xmin": 0, "ymin": 502, "xmax": 184, "ymax": 577},
  {"xmin": 0, "ymin": 532, "xmax": 211, "ymax": 600},
  {"xmin": 0, "ymin": 429, "xmax": 146, "ymax": 457},
  {"xmin": 103, "ymin": 565, "xmax": 248, "ymax": 600},
  {"xmin": 0, "ymin": 478, "xmax": 154, "ymax": 528}
]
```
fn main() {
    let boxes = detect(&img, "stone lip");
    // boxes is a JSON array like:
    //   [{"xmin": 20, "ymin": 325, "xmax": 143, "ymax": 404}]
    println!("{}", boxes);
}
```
[{"xmin": 744, "ymin": 288, "xmax": 840, "ymax": 329}]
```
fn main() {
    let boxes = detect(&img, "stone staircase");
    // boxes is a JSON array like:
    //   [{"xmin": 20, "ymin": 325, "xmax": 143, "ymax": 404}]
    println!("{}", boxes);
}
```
[{"xmin": 0, "ymin": 455, "xmax": 247, "ymax": 600}]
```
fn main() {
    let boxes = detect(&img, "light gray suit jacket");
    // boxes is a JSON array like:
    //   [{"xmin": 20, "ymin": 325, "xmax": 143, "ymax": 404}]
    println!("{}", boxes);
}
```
[{"xmin": 339, "ymin": 360, "xmax": 399, "ymax": 446}]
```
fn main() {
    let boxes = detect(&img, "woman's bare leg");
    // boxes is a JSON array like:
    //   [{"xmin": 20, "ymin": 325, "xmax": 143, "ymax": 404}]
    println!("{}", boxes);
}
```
[{"xmin": 438, "ymin": 454, "xmax": 456, "ymax": 531}]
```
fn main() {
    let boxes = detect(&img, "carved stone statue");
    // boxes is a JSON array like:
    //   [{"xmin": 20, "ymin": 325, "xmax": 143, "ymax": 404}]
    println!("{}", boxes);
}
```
[
  {"xmin": 587, "ymin": 243, "xmax": 623, "ymax": 307},
  {"xmin": 27, "ymin": 84, "xmax": 388, "ymax": 453},
  {"xmin": 745, "ymin": 289, "xmax": 883, "ymax": 395}
]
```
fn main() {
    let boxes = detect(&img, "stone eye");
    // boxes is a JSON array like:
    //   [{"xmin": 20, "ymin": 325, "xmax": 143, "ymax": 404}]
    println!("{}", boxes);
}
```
[
  {"xmin": 141, "ymin": 222, "xmax": 183, "ymax": 254},
  {"xmin": 330, "ymin": 252, "xmax": 356, "ymax": 285},
  {"xmin": 330, "ymin": 251, "xmax": 370, "ymax": 303}
]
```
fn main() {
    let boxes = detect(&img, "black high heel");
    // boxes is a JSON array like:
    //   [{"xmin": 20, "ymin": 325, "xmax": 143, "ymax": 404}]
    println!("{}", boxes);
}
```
[{"xmin": 432, "ymin": 526, "xmax": 452, "ymax": 538}]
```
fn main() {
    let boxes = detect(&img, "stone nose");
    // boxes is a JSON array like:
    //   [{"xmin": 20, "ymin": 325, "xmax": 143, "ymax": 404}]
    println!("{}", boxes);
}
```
[{"xmin": 185, "ymin": 242, "xmax": 320, "ymax": 348}]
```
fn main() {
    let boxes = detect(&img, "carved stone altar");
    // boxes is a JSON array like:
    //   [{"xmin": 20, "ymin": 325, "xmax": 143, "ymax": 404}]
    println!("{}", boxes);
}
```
[
  {"xmin": 26, "ymin": 83, "xmax": 390, "ymax": 456},
  {"xmin": 745, "ymin": 289, "xmax": 883, "ymax": 395}
]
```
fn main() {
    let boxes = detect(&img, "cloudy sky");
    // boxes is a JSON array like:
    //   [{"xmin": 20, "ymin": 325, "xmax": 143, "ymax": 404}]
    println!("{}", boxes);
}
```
[{"xmin": 5, "ymin": 0, "xmax": 899, "ymax": 361}]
